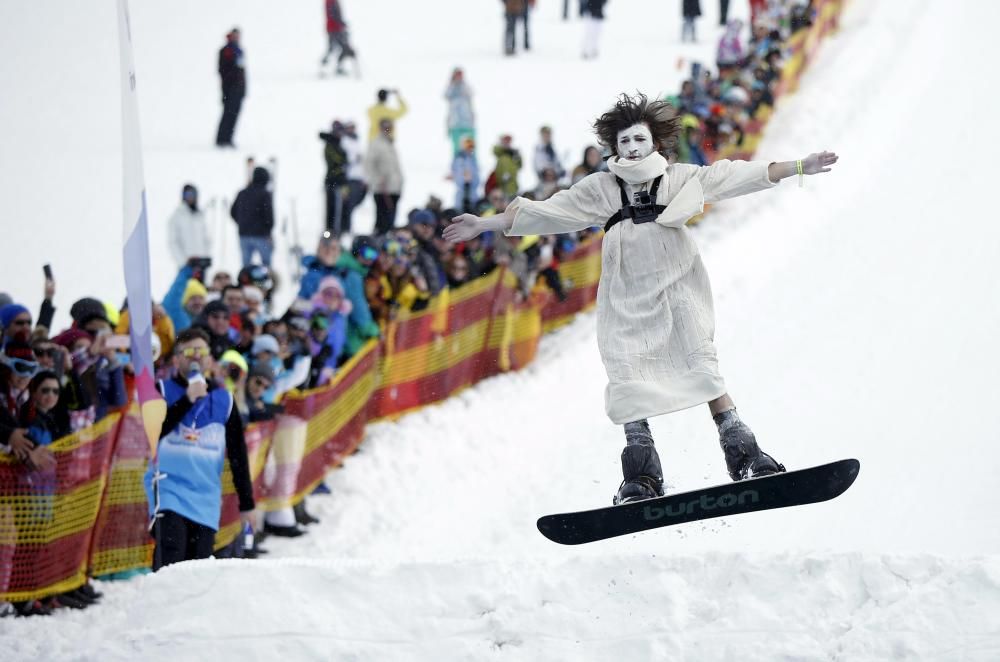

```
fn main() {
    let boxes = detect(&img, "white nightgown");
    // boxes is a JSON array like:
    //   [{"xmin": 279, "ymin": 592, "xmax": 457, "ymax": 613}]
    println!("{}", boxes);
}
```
[{"xmin": 505, "ymin": 155, "xmax": 778, "ymax": 424}]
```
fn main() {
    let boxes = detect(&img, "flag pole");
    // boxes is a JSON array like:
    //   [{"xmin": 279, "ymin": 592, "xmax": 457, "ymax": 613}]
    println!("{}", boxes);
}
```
[{"xmin": 117, "ymin": 0, "xmax": 167, "ymax": 569}]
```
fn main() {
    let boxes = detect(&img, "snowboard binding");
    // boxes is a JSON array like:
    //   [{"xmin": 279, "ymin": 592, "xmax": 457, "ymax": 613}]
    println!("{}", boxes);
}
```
[
  {"xmin": 613, "ymin": 444, "xmax": 666, "ymax": 505},
  {"xmin": 718, "ymin": 419, "xmax": 785, "ymax": 481}
]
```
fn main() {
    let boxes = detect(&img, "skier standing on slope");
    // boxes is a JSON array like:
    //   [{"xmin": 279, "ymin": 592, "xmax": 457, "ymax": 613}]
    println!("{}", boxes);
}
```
[{"xmin": 444, "ymin": 93, "xmax": 838, "ymax": 504}]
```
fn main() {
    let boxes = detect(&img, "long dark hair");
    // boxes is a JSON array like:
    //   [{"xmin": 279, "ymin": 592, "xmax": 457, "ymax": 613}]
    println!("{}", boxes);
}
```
[{"xmin": 593, "ymin": 93, "xmax": 681, "ymax": 158}]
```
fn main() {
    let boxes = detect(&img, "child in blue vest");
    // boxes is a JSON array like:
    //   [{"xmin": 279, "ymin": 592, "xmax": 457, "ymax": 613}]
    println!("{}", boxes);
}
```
[{"xmin": 144, "ymin": 328, "xmax": 256, "ymax": 570}]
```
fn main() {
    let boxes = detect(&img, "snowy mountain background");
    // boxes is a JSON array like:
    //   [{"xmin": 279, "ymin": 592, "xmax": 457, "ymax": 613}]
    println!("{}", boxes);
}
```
[{"xmin": 3, "ymin": 0, "xmax": 1000, "ymax": 659}]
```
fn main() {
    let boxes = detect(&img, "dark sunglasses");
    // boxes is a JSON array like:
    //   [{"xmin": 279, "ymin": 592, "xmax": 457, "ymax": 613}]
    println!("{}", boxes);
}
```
[
  {"xmin": 39, "ymin": 386, "xmax": 60, "ymax": 396},
  {"xmin": 250, "ymin": 376, "xmax": 271, "ymax": 388},
  {"xmin": 34, "ymin": 347, "xmax": 60, "ymax": 359}
]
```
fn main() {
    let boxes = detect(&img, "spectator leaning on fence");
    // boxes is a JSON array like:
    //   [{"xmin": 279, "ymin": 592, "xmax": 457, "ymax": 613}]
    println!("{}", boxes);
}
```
[
  {"xmin": 298, "ymin": 232, "xmax": 380, "ymax": 358},
  {"xmin": 144, "ymin": 327, "xmax": 255, "ymax": 571}
]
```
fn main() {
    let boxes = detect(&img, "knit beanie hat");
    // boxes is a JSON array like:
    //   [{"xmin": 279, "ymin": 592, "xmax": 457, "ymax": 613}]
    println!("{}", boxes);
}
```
[
  {"xmin": 52, "ymin": 328, "xmax": 92, "ymax": 349},
  {"xmin": 182, "ymin": 279, "xmax": 209, "ymax": 305},
  {"xmin": 0, "ymin": 304, "xmax": 30, "ymax": 330},
  {"xmin": 248, "ymin": 361, "xmax": 275, "ymax": 382}
]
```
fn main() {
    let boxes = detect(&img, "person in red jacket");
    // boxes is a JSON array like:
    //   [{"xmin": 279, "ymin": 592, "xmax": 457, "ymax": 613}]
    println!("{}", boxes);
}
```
[{"xmin": 321, "ymin": 0, "xmax": 358, "ymax": 76}]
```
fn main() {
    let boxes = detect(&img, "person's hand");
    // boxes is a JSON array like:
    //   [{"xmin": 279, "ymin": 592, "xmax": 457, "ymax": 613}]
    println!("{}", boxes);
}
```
[
  {"xmin": 89, "ymin": 332, "xmax": 107, "ymax": 357},
  {"xmin": 443, "ymin": 214, "xmax": 483, "ymax": 244},
  {"xmin": 27, "ymin": 446, "xmax": 55, "ymax": 472},
  {"xmin": 187, "ymin": 379, "xmax": 208, "ymax": 403},
  {"xmin": 44, "ymin": 278, "xmax": 55, "ymax": 300},
  {"xmin": 8, "ymin": 429, "xmax": 35, "ymax": 461},
  {"xmin": 801, "ymin": 151, "xmax": 838, "ymax": 175},
  {"xmin": 240, "ymin": 510, "xmax": 256, "ymax": 530}
]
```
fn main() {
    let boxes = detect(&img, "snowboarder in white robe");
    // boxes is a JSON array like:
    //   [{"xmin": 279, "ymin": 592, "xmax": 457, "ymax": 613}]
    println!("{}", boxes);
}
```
[{"xmin": 445, "ymin": 93, "xmax": 838, "ymax": 504}]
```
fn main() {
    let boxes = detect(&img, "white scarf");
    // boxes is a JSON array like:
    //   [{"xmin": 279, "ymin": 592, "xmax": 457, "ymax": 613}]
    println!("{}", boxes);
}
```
[{"xmin": 606, "ymin": 152, "xmax": 668, "ymax": 186}]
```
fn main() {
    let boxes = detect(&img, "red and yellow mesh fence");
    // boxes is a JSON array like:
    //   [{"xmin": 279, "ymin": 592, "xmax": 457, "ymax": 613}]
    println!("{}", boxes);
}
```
[
  {"xmin": 0, "ymin": 2, "xmax": 842, "ymax": 600},
  {"xmin": 88, "ymin": 407, "xmax": 152, "ymax": 577},
  {"xmin": 0, "ymin": 414, "xmax": 119, "ymax": 602}
]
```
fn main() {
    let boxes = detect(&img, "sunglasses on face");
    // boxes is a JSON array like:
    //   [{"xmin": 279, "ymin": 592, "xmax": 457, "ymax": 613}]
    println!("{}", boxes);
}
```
[
  {"xmin": 39, "ymin": 386, "xmax": 60, "ymax": 396},
  {"xmin": 250, "ymin": 376, "xmax": 271, "ymax": 389},
  {"xmin": 180, "ymin": 347, "xmax": 210, "ymax": 358},
  {"xmin": 34, "ymin": 347, "xmax": 60, "ymax": 359},
  {"xmin": 3, "ymin": 357, "xmax": 39, "ymax": 377}
]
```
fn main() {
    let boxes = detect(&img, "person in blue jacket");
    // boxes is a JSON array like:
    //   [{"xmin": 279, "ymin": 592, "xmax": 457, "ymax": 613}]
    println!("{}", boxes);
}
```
[
  {"xmin": 144, "ymin": 327, "xmax": 255, "ymax": 570},
  {"xmin": 450, "ymin": 136, "xmax": 480, "ymax": 212},
  {"xmin": 162, "ymin": 261, "xmax": 209, "ymax": 332},
  {"xmin": 297, "ymin": 231, "xmax": 379, "ymax": 357},
  {"xmin": 306, "ymin": 305, "xmax": 347, "ymax": 387}
]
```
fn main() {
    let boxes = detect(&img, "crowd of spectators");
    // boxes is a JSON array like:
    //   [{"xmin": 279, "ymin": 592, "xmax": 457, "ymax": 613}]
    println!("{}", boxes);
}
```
[{"xmin": 0, "ymin": 0, "xmax": 819, "ymax": 618}]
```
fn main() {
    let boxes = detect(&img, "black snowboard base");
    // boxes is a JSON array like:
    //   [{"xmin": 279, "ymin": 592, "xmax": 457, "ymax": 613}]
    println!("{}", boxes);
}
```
[{"xmin": 537, "ymin": 459, "xmax": 860, "ymax": 545}]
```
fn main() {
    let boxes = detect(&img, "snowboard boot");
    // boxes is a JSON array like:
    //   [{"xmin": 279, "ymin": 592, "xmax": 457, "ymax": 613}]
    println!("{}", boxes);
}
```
[
  {"xmin": 714, "ymin": 409, "xmax": 785, "ymax": 481},
  {"xmin": 613, "ymin": 443, "xmax": 666, "ymax": 505}
]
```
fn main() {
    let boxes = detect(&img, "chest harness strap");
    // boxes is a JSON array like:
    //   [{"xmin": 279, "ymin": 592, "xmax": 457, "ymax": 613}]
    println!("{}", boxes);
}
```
[{"xmin": 604, "ymin": 175, "xmax": 666, "ymax": 233}]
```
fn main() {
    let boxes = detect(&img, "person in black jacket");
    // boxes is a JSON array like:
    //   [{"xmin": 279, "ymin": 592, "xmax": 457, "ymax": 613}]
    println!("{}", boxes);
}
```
[
  {"xmin": 320, "ymin": 121, "xmax": 349, "ymax": 235},
  {"xmin": 231, "ymin": 166, "xmax": 274, "ymax": 267},
  {"xmin": 216, "ymin": 28, "xmax": 246, "ymax": 148}
]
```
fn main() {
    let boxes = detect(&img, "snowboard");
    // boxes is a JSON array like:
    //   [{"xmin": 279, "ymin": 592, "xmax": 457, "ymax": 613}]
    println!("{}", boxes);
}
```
[{"xmin": 537, "ymin": 458, "xmax": 860, "ymax": 545}]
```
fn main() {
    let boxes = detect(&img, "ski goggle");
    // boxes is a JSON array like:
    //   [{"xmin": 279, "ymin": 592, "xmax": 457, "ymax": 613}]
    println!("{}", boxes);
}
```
[
  {"xmin": 2, "ymin": 356, "xmax": 39, "ymax": 377},
  {"xmin": 358, "ymin": 246, "xmax": 378, "ymax": 262},
  {"xmin": 180, "ymin": 347, "xmax": 210, "ymax": 359}
]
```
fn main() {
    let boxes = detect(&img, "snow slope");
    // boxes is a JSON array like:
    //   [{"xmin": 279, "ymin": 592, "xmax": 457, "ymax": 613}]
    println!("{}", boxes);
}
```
[{"xmin": 4, "ymin": 0, "xmax": 1000, "ymax": 659}]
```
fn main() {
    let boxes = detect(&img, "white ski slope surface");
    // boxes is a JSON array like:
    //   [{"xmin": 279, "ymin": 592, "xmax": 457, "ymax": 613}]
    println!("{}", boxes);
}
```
[{"xmin": 3, "ymin": 0, "xmax": 1000, "ymax": 660}]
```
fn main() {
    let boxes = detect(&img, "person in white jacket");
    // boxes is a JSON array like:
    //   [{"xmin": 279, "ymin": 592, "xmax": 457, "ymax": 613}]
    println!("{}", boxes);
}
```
[
  {"xmin": 340, "ymin": 121, "xmax": 368, "ymax": 236},
  {"xmin": 168, "ymin": 184, "xmax": 212, "ymax": 269},
  {"xmin": 445, "ymin": 93, "xmax": 838, "ymax": 504},
  {"xmin": 365, "ymin": 119, "xmax": 403, "ymax": 235}
]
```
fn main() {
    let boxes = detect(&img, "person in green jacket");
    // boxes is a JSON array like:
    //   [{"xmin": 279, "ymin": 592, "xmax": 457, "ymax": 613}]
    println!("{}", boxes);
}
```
[{"xmin": 492, "ymin": 134, "xmax": 522, "ymax": 199}]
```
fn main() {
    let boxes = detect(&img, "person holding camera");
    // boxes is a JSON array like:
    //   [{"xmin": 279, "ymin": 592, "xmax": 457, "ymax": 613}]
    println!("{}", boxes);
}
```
[
  {"xmin": 144, "ymin": 328, "xmax": 255, "ymax": 570},
  {"xmin": 168, "ymin": 184, "xmax": 212, "ymax": 270},
  {"xmin": 366, "ymin": 88, "xmax": 407, "ymax": 142},
  {"xmin": 162, "ymin": 261, "xmax": 210, "ymax": 332},
  {"xmin": 444, "ymin": 92, "xmax": 838, "ymax": 505}
]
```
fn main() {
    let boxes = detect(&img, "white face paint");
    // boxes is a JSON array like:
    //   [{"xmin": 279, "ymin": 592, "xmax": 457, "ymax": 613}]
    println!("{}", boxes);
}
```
[{"xmin": 616, "ymin": 123, "xmax": 655, "ymax": 161}]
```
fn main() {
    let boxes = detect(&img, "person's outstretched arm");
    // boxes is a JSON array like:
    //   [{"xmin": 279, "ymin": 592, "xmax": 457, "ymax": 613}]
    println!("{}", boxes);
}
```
[
  {"xmin": 444, "ymin": 208, "xmax": 514, "ymax": 243},
  {"xmin": 445, "ymin": 175, "xmax": 608, "ymax": 242},
  {"xmin": 767, "ymin": 151, "xmax": 838, "ymax": 182}
]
